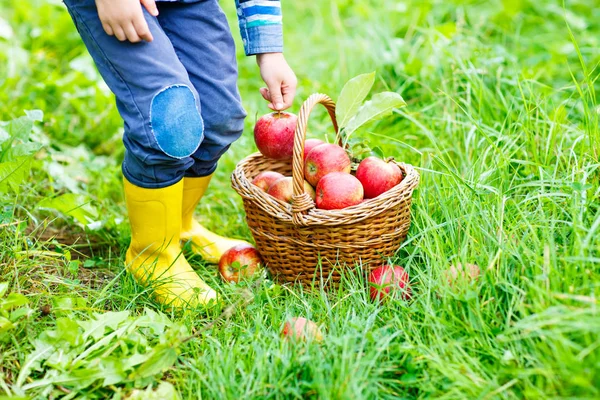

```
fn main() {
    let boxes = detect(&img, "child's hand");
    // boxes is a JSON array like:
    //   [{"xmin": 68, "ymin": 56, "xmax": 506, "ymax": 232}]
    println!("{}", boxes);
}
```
[
  {"xmin": 256, "ymin": 53, "xmax": 297, "ymax": 111},
  {"xmin": 95, "ymin": 0, "xmax": 158, "ymax": 43}
]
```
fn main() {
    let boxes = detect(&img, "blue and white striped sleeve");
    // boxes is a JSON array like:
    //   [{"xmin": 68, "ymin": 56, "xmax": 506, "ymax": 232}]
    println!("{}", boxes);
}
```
[{"xmin": 235, "ymin": 0, "xmax": 284, "ymax": 56}]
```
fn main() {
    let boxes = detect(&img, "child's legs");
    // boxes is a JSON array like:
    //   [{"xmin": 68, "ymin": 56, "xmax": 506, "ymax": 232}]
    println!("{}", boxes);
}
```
[
  {"xmin": 156, "ymin": 0, "xmax": 247, "ymax": 177},
  {"xmin": 63, "ymin": 0, "xmax": 205, "ymax": 188}
]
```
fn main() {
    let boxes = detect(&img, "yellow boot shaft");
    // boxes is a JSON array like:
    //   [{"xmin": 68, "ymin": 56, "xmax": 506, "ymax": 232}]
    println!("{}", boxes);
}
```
[
  {"xmin": 181, "ymin": 175, "xmax": 250, "ymax": 264},
  {"xmin": 123, "ymin": 178, "xmax": 216, "ymax": 308}
]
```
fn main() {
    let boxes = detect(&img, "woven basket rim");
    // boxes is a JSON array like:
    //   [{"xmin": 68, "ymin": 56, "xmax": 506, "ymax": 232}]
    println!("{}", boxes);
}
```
[{"xmin": 231, "ymin": 151, "xmax": 420, "ymax": 227}]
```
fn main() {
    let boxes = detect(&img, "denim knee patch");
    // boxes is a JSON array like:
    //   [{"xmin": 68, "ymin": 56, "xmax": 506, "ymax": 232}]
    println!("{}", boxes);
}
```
[{"xmin": 150, "ymin": 85, "xmax": 204, "ymax": 159}]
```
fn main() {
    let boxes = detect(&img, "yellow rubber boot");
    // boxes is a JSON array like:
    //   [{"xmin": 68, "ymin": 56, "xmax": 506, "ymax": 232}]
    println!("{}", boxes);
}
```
[
  {"xmin": 180, "ymin": 175, "xmax": 251, "ymax": 264},
  {"xmin": 124, "ymin": 178, "xmax": 217, "ymax": 308}
]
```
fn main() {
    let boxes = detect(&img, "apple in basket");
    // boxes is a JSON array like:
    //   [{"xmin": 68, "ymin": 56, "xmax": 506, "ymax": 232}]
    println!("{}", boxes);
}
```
[
  {"xmin": 218, "ymin": 243, "xmax": 263, "ymax": 283},
  {"xmin": 315, "ymin": 172, "xmax": 363, "ymax": 210},
  {"xmin": 281, "ymin": 317, "xmax": 324, "ymax": 342},
  {"xmin": 355, "ymin": 156, "xmax": 404, "ymax": 199},
  {"xmin": 303, "ymin": 138, "xmax": 325, "ymax": 161},
  {"xmin": 267, "ymin": 176, "xmax": 316, "ymax": 204},
  {"xmin": 251, "ymin": 171, "xmax": 285, "ymax": 192},
  {"xmin": 304, "ymin": 143, "xmax": 351, "ymax": 187},
  {"xmin": 254, "ymin": 112, "xmax": 297, "ymax": 160},
  {"xmin": 368, "ymin": 264, "xmax": 411, "ymax": 302}
]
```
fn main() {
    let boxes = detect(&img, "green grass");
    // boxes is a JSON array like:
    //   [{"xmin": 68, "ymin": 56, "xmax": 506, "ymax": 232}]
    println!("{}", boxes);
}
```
[{"xmin": 1, "ymin": 0, "xmax": 599, "ymax": 398}]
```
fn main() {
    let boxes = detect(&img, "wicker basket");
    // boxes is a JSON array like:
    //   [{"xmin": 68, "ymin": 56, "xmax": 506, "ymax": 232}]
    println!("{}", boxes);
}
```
[{"xmin": 231, "ymin": 93, "xmax": 419, "ymax": 286}]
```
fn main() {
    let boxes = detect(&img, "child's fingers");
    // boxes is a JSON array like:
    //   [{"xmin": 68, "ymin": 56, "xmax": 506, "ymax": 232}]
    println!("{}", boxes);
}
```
[
  {"xmin": 113, "ymin": 25, "xmax": 127, "ymax": 42},
  {"xmin": 101, "ymin": 22, "xmax": 115, "ymax": 37},
  {"xmin": 133, "ymin": 15, "xmax": 153, "ymax": 42},
  {"xmin": 259, "ymin": 87, "xmax": 271, "ymax": 102},
  {"xmin": 266, "ymin": 82, "xmax": 284, "ymax": 111},
  {"xmin": 260, "ymin": 87, "xmax": 278, "ymax": 110},
  {"xmin": 140, "ymin": 0, "xmax": 159, "ymax": 16},
  {"xmin": 281, "ymin": 81, "xmax": 296, "ymax": 110},
  {"xmin": 124, "ymin": 23, "xmax": 141, "ymax": 43}
]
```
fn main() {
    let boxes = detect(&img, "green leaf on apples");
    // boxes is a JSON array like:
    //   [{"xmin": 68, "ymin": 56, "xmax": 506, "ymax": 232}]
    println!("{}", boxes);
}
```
[
  {"xmin": 342, "ymin": 92, "xmax": 407, "ymax": 142},
  {"xmin": 336, "ymin": 72, "xmax": 376, "ymax": 130},
  {"xmin": 349, "ymin": 139, "xmax": 373, "ymax": 162},
  {"xmin": 371, "ymin": 146, "xmax": 385, "ymax": 159}
]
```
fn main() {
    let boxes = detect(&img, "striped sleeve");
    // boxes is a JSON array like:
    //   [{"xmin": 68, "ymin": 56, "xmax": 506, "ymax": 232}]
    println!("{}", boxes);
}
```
[{"xmin": 235, "ymin": 0, "xmax": 284, "ymax": 56}]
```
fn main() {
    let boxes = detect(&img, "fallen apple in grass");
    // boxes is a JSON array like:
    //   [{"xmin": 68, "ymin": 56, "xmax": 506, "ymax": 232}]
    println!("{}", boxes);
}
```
[
  {"xmin": 369, "ymin": 264, "xmax": 411, "ymax": 302},
  {"xmin": 218, "ymin": 243, "xmax": 263, "ymax": 283},
  {"xmin": 356, "ymin": 156, "xmax": 404, "ymax": 199},
  {"xmin": 281, "ymin": 317, "xmax": 323, "ymax": 342},
  {"xmin": 315, "ymin": 172, "xmax": 364, "ymax": 210},
  {"xmin": 445, "ymin": 263, "xmax": 481, "ymax": 285},
  {"xmin": 304, "ymin": 143, "xmax": 351, "ymax": 187},
  {"xmin": 251, "ymin": 170, "xmax": 285, "ymax": 192},
  {"xmin": 254, "ymin": 112, "xmax": 297, "ymax": 160},
  {"xmin": 303, "ymin": 138, "xmax": 325, "ymax": 161},
  {"xmin": 267, "ymin": 176, "xmax": 316, "ymax": 204}
]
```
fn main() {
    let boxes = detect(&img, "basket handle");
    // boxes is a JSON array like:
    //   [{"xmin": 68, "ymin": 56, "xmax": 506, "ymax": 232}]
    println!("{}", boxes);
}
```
[{"xmin": 291, "ymin": 93, "xmax": 340, "ymax": 225}]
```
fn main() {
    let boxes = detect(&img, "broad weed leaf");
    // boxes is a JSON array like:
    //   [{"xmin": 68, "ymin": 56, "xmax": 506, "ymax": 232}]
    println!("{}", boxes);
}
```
[
  {"xmin": 5, "ymin": 141, "xmax": 43, "ymax": 159},
  {"xmin": 336, "ymin": 72, "xmax": 375, "ymax": 130},
  {"xmin": 1, "ymin": 116, "xmax": 33, "ymax": 147},
  {"xmin": 36, "ymin": 193, "xmax": 98, "ymax": 227},
  {"xmin": 133, "ymin": 344, "xmax": 179, "ymax": 379},
  {"xmin": 3, "ymin": 293, "xmax": 28, "ymax": 310},
  {"xmin": 78, "ymin": 311, "xmax": 130, "ymax": 341},
  {"xmin": 0, "ymin": 316, "xmax": 14, "ymax": 335},
  {"xmin": 127, "ymin": 381, "xmax": 181, "ymax": 400},
  {"xmin": 24, "ymin": 109, "xmax": 43, "ymax": 122},
  {"xmin": 0, "ymin": 111, "xmax": 43, "ymax": 193},
  {"xmin": 0, "ymin": 156, "xmax": 32, "ymax": 194},
  {"xmin": 0, "ymin": 126, "xmax": 9, "ymax": 146},
  {"xmin": 137, "ymin": 307, "xmax": 171, "ymax": 336}
]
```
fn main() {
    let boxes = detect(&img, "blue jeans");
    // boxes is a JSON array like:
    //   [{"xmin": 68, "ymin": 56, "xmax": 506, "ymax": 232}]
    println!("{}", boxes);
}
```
[{"xmin": 63, "ymin": 0, "xmax": 247, "ymax": 188}]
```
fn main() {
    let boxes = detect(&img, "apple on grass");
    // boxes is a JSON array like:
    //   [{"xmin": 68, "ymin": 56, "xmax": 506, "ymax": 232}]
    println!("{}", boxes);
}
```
[
  {"xmin": 356, "ymin": 156, "xmax": 404, "ymax": 199},
  {"xmin": 254, "ymin": 112, "xmax": 297, "ymax": 160},
  {"xmin": 445, "ymin": 263, "xmax": 480, "ymax": 285},
  {"xmin": 218, "ymin": 243, "xmax": 263, "ymax": 283},
  {"xmin": 251, "ymin": 171, "xmax": 285, "ymax": 192},
  {"xmin": 315, "ymin": 172, "xmax": 364, "ymax": 210},
  {"xmin": 303, "ymin": 138, "xmax": 325, "ymax": 161},
  {"xmin": 304, "ymin": 143, "xmax": 351, "ymax": 187},
  {"xmin": 281, "ymin": 317, "xmax": 323, "ymax": 342},
  {"xmin": 369, "ymin": 264, "xmax": 411, "ymax": 302},
  {"xmin": 267, "ymin": 176, "xmax": 316, "ymax": 204}
]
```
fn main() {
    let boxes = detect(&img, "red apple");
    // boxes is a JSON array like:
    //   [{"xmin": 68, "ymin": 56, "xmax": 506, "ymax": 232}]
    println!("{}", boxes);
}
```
[
  {"xmin": 281, "ymin": 317, "xmax": 323, "ymax": 342},
  {"xmin": 445, "ymin": 263, "xmax": 481, "ymax": 285},
  {"xmin": 368, "ymin": 264, "xmax": 411, "ymax": 302},
  {"xmin": 254, "ymin": 112, "xmax": 297, "ymax": 160},
  {"xmin": 303, "ymin": 139, "xmax": 325, "ymax": 161},
  {"xmin": 251, "ymin": 171, "xmax": 285, "ymax": 192},
  {"xmin": 267, "ymin": 176, "xmax": 316, "ymax": 204},
  {"xmin": 315, "ymin": 172, "xmax": 363, "ymax": 210},
  {"xmin": 355, "ymin": 156, "xmax": 404, "ymax": 199},
  {"xmin": 304, "ymin": 143, "xmax": 351, "ymax": 187},
  {"xmin": 218, "ymin": 243, "xmax": 263, "ymax": 283}
]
